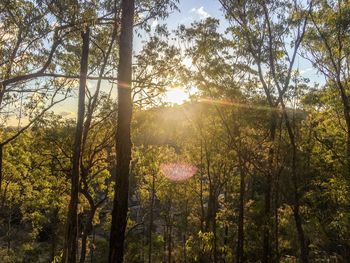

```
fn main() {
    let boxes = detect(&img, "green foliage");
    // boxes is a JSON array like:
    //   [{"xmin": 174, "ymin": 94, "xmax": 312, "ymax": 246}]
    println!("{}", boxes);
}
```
[{"xmin": 1, "ymin": 0, "xmax": 350, "ymax": 262}]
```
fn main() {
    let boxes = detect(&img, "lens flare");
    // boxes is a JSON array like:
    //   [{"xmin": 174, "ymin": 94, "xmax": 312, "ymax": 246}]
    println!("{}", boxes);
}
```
[{"xmin": 160, "ymin": 163, "xmax": 197, "ymax": 181}]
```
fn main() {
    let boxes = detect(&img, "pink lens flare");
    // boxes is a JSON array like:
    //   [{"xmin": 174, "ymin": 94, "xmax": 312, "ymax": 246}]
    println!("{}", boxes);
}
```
[{"xmin": 160, "ymin": 163, "xmax": 197, "ymax": 181}]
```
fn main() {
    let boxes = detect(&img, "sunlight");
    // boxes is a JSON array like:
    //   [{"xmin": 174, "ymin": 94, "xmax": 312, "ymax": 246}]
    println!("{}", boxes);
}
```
[{"xmin": 164, "ymin": 88, "xmax": 189, "ymax": 104}]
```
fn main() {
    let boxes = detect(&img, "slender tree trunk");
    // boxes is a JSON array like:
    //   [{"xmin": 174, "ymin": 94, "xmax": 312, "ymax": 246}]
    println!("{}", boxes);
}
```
[
  {"xmin": 90, "ymin": 226, "xmax": 95, "ymax": 263},
  {"xmin": 263, "ymin": 111, "xmax": 277, "ymax": 263},
  {"xmin": 291, "ymin": 147, "xmax": 308, "ymax": 263},
  {"xmin": 80, "ymin": 224, "xmax": 88, "ymax": 263},
  {"xmin": 108, "ymin": 0, "xmax": 134, "ymax": 261},
  {"xmin": 237, "ymin": 163, "xmax": 245, "ymax": 263},
  {"xmin": 0, "ymin": 84, "xmax": 6, "ymax": 112},
  {"xmin": 50, "ymin": 208, "xmax": 58, "ymax": 261},
  {"xmin": 200, "ymin": 141, "xmax": 205, "ymax": 231},
  {"xmin": 80, "ymin": 207, "xmax": 96, "ymax": 263},
  {"xmin": 280, "ymin": 98, "xmax": 309, "ymax": 263},
  {"xmin": 213, "ymin": 211, "xmax": 218, "ymax": 263},
  {"xmin": 7, "ymin": 208, "xmax": 11, "ymax": 254},
  {"xmin": 183, "ymin": 233, "xmax": 187, "ymax": 263},
  {"xmin": 293, "ymin": 196, "xmax": 308, "ymax": 263},
  {"xmin": 183, "ymin": 199, "xmax": 189, "ymax": 263},
  {"xmin": 148, "ymin": 173, "xmax": 155, "ymax": 263},
  {"xmin": 262, "ymin": 174, "xmax": 271, "ymax": 263},
  {"xmin": 63, "ymin": 27, "xmax": 90, "ymax": 263},
  {"xmin": 141, "ymin": 224, "xmax": 145, "ymax": 262},
  {"xmin": 274, "ymin": 176, "xmax": 279, "ymax": 262},
  {"xmin": 0, "ymin": 144, "xmax": 3, "ymax": 199},
  {"xmin": 168, "ymin": 224, "xmax": 172, "ymax": 263},
  {"xmin": 163, "ymin": 225, "xmax": 167, "ymax": 262}
]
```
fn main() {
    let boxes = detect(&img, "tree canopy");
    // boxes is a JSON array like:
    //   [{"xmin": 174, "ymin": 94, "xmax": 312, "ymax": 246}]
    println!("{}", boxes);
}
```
[{"xmin": 1, "ymin": 0, "xmax": 350, "ymax": 262}]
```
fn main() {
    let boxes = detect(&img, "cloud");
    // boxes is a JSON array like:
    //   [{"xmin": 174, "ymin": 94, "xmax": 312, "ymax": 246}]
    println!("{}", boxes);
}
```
[
  {"xmin": 300, "ymin": 67, "xmax": 314, "ymax": 75},
  {"xmin": 59, "ymin": 111, "xmax": 76, "ymax": 118},
  {"xmin": 190, "ymin": 6, "xmax": 210, "ymax": 19},
  {"xmin": 151, "ymin": 19, "xmax": 159, "ymax": 29}
]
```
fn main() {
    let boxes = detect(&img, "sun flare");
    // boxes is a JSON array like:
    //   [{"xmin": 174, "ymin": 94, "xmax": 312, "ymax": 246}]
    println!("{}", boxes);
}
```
[{"xmin": 164, "ymin": 88, "xmax": 189, "ymax": 104}]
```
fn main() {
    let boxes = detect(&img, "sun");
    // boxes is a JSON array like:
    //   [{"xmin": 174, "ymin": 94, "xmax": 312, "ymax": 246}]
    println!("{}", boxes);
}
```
[{"xmin": 165, "ymin": 88, "xmax": 189, "ymax": 104}]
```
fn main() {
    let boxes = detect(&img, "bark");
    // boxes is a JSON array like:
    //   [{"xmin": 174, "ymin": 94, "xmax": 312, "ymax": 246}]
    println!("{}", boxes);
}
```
[
  {"xmin": 293, "ymin": 193, "xmax": 308, "ymax": 263},
  {"xmin": 50, "ymin": 208, "xmax": 59, "ymax": 261},
  {"xmin": 0, "ymin": 33, "xmax": 60, "ymax": 88},
  {"xmin": 200, "ymin": 141, "xmax": 205, "ymax": 231},
  {"xmin": 90, "ymin": 227, "xmax": 95, "ymax": 263},
  {"xmin": 213, "ymin": 211, "xmax": 218, "ymax": 263},
  {"xmin": 0, "ymin": 144, "xmax": 3, "ymax": 199},
  {"xmin": 205, "ymin": 187, "xmax": 218, "ymax": 263},
  {"xmin": 183, "ymin": 234, "xmax": 187, "ymax": 263},
  {"xmin": 82, "ymin": 17, "xmax": 119, "ymax": 150},
  {"xmin": 163, "ymin": 225, "xmax": 167, "ymax": 262},
  {"xmin": 274, "ymin": 175, "xmax": 280, "ymax": 262},
  {"xmin": 62, "ymin": 27, "xmax": 90, "ymax": 263},
  {"xmin": 148, "ymin": 172, "xmax": 155, "ymax": 263},
  {"xmin": 263, "ymin": 111, "xmax": 277, "ymax": 263},
  {"xmin": 237, "ymin": 163, "xmax": 245, "ymax": 263},
  {"xmin": 280, "ymin": 99, "xmax": 309, "ymax": 263},
  {"xmin": 80, "ymin": 206, "xmax": 97, "ymax": 263},
  {"xmin": 291, "ymin": 146, "xmax": 308, "ymax": 263},
  {"xmin": 7, "ymin": 209, "xmax": 11, "ymax": 254},
  {"xmin": 168, "ymin": 224, "xmax": 172, "ymax": 263},
  {"xmin": 108, "ymin": 0, "xmax": 134, "ymax": 261}
]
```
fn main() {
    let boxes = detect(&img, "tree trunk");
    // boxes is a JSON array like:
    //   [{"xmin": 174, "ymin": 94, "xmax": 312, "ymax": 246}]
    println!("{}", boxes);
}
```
[
  {"xmin": 62, "ymin": 27, "xmax": 90, "ymax": 263},
  {"xmin": 168, "ymin": 224, "xmax": 172, "ymax": 263},
  {"xmin": 237, "ymin": 164, "xmax": 245, "ymax": 263},
  {"xmin": 183, "ymin": 234, "xmax": 187, "ymax": 263},
  {"xmin": 108, "ymin": 0, "xmax": 134, "ymax": 261},
  {"xmin": 291, "ymin": 147, "xmax": 308, "ymax": 263},
  {"xmin": 263, "ymin": 111, "xmax": 277, "ymax": 263},
  {"xmin": 281, "ymin": 98, "xmax": 309, "ymax": 263},
  {"xmin": 213, "ymin": 211, "xmax": 218, "ymax": 263},
  {"xmin": 90, "ymin": 226, "xmax": 95, "ymax": 263},
  {"xmin": 294, "ymin": 197, "xmax": 308, "ymax": 263},
  {"xmin": 200, "ymin": 142, "xmax": 205, "ymax": 232},
  {"xmin": 0, "ymin": 144, "xmax": 3, "ymax": 199},
  {"xmin": 274, "ymin": 176, "xmax": 280, "ymax": 262},
  {"xmin": 7, "ymin": 209, "xmax": 11, "ymax": 254},
  {"xmin": 50, "ymin": 208, "xmax": 59, "ymax": 261},
  {"xmin": 148, "ymin": 173, "xmax": 155, "ymax": 263},
  {"xmin": 80, "ymin": 207, "xmax": 96, "ymax": 263},
  {"xmin": 163, "ymin": 225, "xmax": 167, "ymax": 262}
]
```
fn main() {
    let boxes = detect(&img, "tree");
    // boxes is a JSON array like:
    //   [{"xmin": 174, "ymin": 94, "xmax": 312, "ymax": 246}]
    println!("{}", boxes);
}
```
[
  {"xmin": 219, "ymin": 1, "xmax": 312, "ymax": 261},
  {"xmin": 303, "ymin": 0, "xmax": 350, "ymax": 179},
  {"xmin": 108, "ymin": 0, "xmax": 135, "ymax": 262}
]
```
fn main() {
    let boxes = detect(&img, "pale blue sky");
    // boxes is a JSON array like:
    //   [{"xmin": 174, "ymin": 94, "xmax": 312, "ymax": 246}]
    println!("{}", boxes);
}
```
[
  {"xmin": 144, "ymin": 0, "xmax": 322, "ymax": 87},
  {"xmin": 56, "ymin": 1, "xmax": 225, "ymax": 116},
  {"xmin": 55, "ymin": 0, "xmax": 323, "ymax": 118}
]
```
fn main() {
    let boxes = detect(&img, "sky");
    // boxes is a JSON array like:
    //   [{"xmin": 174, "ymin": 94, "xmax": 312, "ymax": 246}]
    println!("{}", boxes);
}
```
[
  {"xmin": 52, "ymin": 0, "xmax": 324, "ymax": 120},
  {"xmin": 54, "ymin": 1, "xmax": 224, "ymax": 117},
  {"xmin": 167, "ymin": 0, "xmax": 223, "ymax": 27},
  {"xmin": 4, "ymin": 0, "xmax": 325, "ymax": 127}
]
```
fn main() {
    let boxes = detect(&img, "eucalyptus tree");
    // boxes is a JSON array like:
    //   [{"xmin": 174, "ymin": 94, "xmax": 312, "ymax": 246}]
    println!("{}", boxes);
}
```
[
  {"xmin": 62, "ymin": 26, "xmax": 90, "ymax": 263},
  {"xmin": 219, "ymin": 1, "xmax": 313, "ymax": 261},
  {"xmin": 108, "ymin": 0, "xmax": 180, "ymax": 261},
  {"xmin": 303, "ymin": 0, "xmax": 350, "ymax": 180},
  {"xmin": 176, "ymin": 17, "xmax": 255, "ymax": 262},
  {"xmin": 0, "ymin": 0, "xmax": 74, "ymax": 199},
  {"xmin": 301, "ymin": 1, "xmax": 350, "ymax": 252}
]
